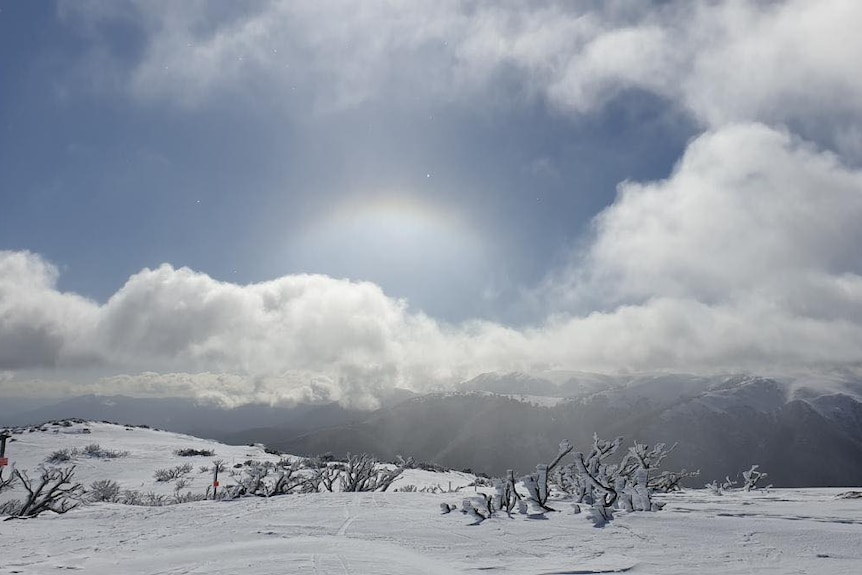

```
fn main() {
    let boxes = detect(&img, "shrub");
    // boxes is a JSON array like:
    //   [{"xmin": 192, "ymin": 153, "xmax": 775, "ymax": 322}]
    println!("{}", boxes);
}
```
[
  {"xmin": 46, "ymin": 449, "xmax": 72, "ymax": 464},
  {"xmin": 82, "ymin": 443, "xmax": 129, "ymax": 459},
  {"xmin": 172, "ymin": 490, "xmax": 207, "ymax": 504},
  {"xmin": 154, "ymin": 463, "xmax": 194, "ymax": 482},
  {"xmin": 89, "ymin": 479, "xmax": 121, "ymax": 502},
  {"xmin": 174, "ymin": 448, "xmax": 215, "ymax": 457}
]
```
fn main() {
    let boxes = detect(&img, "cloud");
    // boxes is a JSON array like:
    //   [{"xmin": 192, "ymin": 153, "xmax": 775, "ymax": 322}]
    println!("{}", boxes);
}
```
[
  {"xmin": 541, "ymin": 122, "xmax": 862, "ymax": 368},
  {"xmin": 586, "ymin": 124, "xmax": 862, "ymax": 309},
  {"xmin": 7, "ymin": 2, "xmax": 859, "ymax": 405},
  {"xmin": 56, "ymin": 1, "xmax": 862, "ymax": 156},
  {"xmin": 4, "ymin": 123, "xmax": 862, "ymax": 405},
  {"xmin": 0, "ymin": 251, "xmax": 99, "ymax": 370}
]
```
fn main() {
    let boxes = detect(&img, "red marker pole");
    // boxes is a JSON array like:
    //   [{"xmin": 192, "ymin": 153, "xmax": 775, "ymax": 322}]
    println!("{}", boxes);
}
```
[
  {"xmin": 212, "ymin": 465, "xmax": 219, "ymax": 500},
  {"xmin": 0, "ymin": 433, "xmax": 9, "ymax": 467}
]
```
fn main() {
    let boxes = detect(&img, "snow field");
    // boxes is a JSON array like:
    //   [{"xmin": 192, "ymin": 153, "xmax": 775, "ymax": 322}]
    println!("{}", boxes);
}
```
[{"xmin": 1, "ymin": 421, "xmax": 860, "ymax": 574}]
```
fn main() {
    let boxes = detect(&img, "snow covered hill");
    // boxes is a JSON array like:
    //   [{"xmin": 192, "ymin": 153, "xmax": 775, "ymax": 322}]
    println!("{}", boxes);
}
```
[
  {"xmin": 0, "ymin": 420, "xmax": 473, "ymax": 503},
  {"xmin": 1, "ymin": 421, "xmax": 861, "ymax": 573}
]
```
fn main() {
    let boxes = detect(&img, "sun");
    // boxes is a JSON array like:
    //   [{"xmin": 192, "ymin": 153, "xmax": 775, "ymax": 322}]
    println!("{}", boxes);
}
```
[{"xmin": 280, "ymin": 192, "xmax": 489, "ymax": 311}]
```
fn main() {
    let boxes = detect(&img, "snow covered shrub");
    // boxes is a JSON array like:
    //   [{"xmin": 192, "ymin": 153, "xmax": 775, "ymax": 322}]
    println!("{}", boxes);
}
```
[
  {"xmin": 741, "ymin": 465, "xmax": 769, "ymax": 491},
  {"xmin": 588, "ymin": 502, "xmax": 614, "ymax": 527},
  {"xmin": 837, "ymin": 491, "xmax": 862, "ymax": 499},
  {"xmin": 705, "ymin": 480, "xmax": 723, "ymax": 496},
  {"xmin": 88, "ymin": 479, "xmax": 121, "ymax": 502},
  {"xmin": 174, "ymin": 448, "xmax": 215, "ymax": 457},
  {"xmin": 460, "ymin": 498, "xmax": 488, "ymax": 525}
]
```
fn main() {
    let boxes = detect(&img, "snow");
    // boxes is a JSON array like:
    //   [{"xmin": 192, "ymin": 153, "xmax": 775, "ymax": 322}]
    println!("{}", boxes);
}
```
[{"xmin": 2, "ymin": 421, "xmax": 861, "ymax": 574}]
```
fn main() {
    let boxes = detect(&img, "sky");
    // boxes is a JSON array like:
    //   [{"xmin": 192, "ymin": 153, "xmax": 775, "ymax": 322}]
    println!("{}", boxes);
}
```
[{"xmin": 1, "ymin": 0, "xmax": 862, "ymax": 407}]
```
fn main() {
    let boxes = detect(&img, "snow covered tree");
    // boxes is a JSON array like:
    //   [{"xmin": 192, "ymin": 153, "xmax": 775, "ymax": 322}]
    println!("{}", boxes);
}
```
[
  {"xmin": 340, "ymin": 453, "xmax": 403, "ymax": 492},
  {"xmin": 227, "ymin": 460, "xmax": 314, "ymax": 497},
  {"xmin": 648, "ymin": 469, "xmax": 700, "ymax": 493},
  {"xmin": 0, "ymin": 467, "xmax": 16, "ymax": 495},
  {"xmin": 520, "ymin": 440, "xmax": 573, "ymax": 513},
  {"xmin": 5, "ymin": 466, "xmax": 83, "ymax": 519},
  {"xmin": 496, "ymin": 470, "xmax": 522, "ymax": 515},
  {"xmin": 311, "ymin": 465, "xmax": 341, "ymax": 492}
]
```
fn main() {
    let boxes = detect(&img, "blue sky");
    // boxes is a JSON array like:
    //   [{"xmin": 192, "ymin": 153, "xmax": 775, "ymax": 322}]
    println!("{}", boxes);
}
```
[
  {"xmin": 0, "ymin": 0, "xmax": 692, "ymax": 322},
  {"xmin": 2, "ymin": 1, "xmax": 862, "ymax": 405}
]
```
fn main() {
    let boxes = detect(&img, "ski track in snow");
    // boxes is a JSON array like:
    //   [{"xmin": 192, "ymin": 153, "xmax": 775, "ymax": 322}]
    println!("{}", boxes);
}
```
[{"xmin": 0, "ymin": 422, "xmax": 860, "ymax": 574}]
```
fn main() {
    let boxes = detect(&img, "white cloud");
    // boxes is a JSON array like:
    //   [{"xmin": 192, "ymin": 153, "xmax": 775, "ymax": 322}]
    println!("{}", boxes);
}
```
[
  {"xmin": 4, "ymin": 121, "xmax": 862, "ymax": 408},
  {"xmin": 0, "ymin": 251, "xmax": 99, "ymax": 370},
  {"xmin": 586, "ymin": 124, "xmax": 862, "ymax": 307},
  {"xmin": 57, "ymin": 1, "xmax": 862, "ymax": 156},
  {"xmin": 540, "ymin": 122, "xmax": 862, "ymax": 369}
]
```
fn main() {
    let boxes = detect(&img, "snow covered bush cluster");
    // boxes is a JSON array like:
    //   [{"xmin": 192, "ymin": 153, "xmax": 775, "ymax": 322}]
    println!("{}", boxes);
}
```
[
  {"xmin": 223, "ymin": 452, "xmax": 404, "ymax": 497},
  {"xmin": 153, "ymin": 463, "xmax": 193, "ymax": 482},
  {"xmin": 46, "ymin": 444, "xmax": 129, "ymax": 464},
  {"xmin": 449, "ymin": 434, "xmax": 699, "ymax": 528},
  {"xmin": 174, "ymin": 447, "xmax": 215, "ymax": 457},
  {"xmin": 705, "ymin": 465, "xmax": 771, "ymax": 495}
]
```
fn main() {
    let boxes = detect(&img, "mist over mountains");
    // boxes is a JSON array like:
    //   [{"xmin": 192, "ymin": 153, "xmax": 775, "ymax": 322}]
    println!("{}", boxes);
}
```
[{"xmin": 5, "ymin": 371, "xmax": 862, "ymax": 488}]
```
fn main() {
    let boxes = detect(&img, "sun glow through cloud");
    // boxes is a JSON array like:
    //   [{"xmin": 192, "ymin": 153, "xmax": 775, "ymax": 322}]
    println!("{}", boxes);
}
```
[{"xmin": 284, "ymin": 193, "xmax": 489, "ymax": 315}]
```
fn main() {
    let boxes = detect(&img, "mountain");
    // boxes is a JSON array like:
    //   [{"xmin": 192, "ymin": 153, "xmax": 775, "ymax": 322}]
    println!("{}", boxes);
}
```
[
  {"xmin": 274, "ymin": 372, "xmax": 862, "ymax": 487},
  {"xmin": 2, "ymin": 388, "xmax": 419, "ymax": 445},
  {"xmin": 7, "ymin": 372, "xmax": 862, "ymax": 486}
]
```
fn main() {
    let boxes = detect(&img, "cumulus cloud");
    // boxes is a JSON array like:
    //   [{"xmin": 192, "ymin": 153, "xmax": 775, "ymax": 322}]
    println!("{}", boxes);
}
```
[
  {"xmin": 541, "ymin": 122, "xmax": 862, "ymax": 368},
  {"xmin": 0, "ymin": 251, "xmax": 99, "ymax": 370},
  {"xmin": 3, "ymin": 122, "xmax": 862, "ymax": 406},
  {"xmin": 586, "ymin": 124, "xmax": 862, "ymax": 308},
  {"xmin": 0, "ymin": 252, "xmax": 535, "ymax": 405}
]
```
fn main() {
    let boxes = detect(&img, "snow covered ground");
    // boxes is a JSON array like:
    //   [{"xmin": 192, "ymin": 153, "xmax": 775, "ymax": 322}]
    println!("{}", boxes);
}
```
[{"xmin": 1, "ymin": 421, "xmax": 860, "ymax": 574}]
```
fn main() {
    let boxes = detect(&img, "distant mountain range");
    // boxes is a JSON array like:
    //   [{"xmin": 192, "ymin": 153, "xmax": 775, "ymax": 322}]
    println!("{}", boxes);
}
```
[
  {"xmin": 1, "ymin": 394, "xmax": 372, "ymax": 442},
  {"xmin": 5, "ymin": 371, "xmax": 862, "ymax": 487},
  {"xmin": 274, "ymin": 372, "xmax": 862, "ymax": 487}
]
